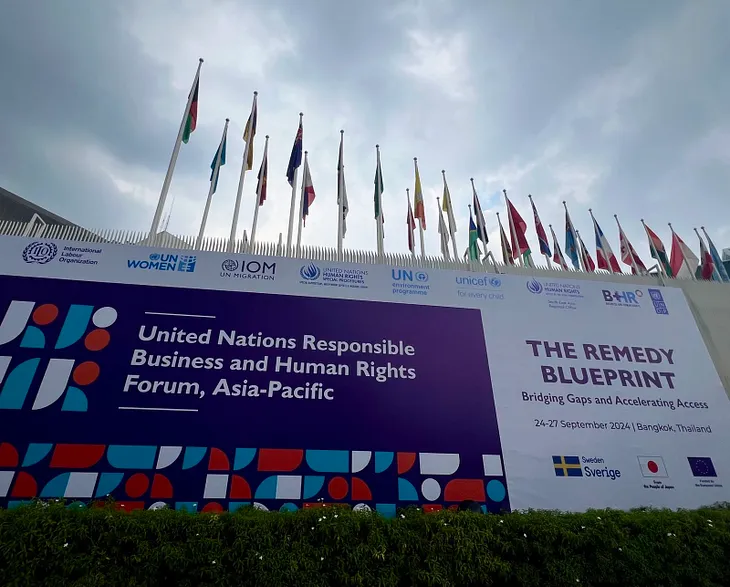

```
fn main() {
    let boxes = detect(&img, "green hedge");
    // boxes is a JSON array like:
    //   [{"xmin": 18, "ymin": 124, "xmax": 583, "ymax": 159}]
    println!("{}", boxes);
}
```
[{"xmin": 2, "ymin": 503, "xmax": 730, "ymax": 586}]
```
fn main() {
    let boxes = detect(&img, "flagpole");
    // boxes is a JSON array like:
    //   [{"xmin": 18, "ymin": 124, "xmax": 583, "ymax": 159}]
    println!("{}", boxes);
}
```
[
  {"xmin": 588, "ymin": 208, "xmax": 612, "ymax": 273},
  {"xmin": 436, "ymin": 196, "xmax": 450, "ymax": 260},
  {"xmin": 337, "ymin": 130, "xmax": 344, "ymax": 261},
  {"xmin": 548, "ymin": 224, "xmax": 563, "ymax": 270},
  {"xmin": 229, "ymin": 91, "xmax": 257, "ymax": 252},
  {"xmin": 614, "ymin": 214, "xmax": 638, "ymax": 275},
  {"xmin": 693, "ymin": 227, "xmax": 707, "ymax": 280},
  {"xmin": 296, "ymin": 150, "xmax": 308, "ymax": 257},
  {"xmin": 249, "ymin": 135, "xmax": 269, "ymax": 249},
  {"xmin": 669, "ymin": 222, "xmax": 696, "ymax": 280},
  {"xmin": 527, "ymin": 194, "xmax": 551, "ymax": 269},
  {"xmin": 701, "ymin": 226, "xmax": 725, "ymax": 281},
  {"xmin": 641, "ymin": 219, "xmax": 666, "ymax": 277},
  {"xmin": 441, "ymin": 170, "xmax": 458, "ymax": 260},
  {"xmin": 376, "ymin": 144, "xmax": 384, "ymax": 259},
  {"xmin": 563, "ymin": 200, "xmax": 582, "ymax": 271},
  {"xmin": 196, "ymin": 118, "xmax": 228, "ymax": 250},
  {"xmin": 504, "ymin": 189, "xmax": 523, "ymax": 267},
  {"xmin": 406, "ymin": 188, "xmax": 415, "ymax": 257},
  {"xmin": 286, "ymin": 112, "xmax": 303, "ymax": 253},
  {"xmin": 413, "ymin": 158, "xmax": 425, "ymax": 259},
  {"xmin": 150, "ymin": 58, "xmax": 203, "ymax": 240},
  {"xmin": 576, "ymin": 229, "xmax": 586, "ymax": 272}
]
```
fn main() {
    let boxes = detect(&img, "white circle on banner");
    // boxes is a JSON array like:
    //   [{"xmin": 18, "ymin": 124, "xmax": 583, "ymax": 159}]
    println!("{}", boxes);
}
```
[
  {"xmin": 353, "ymin": 503, "xmax": 371, "ymax": 512},
  {"xmin": 253, "ymin": 502, "xmax": 269, "ymax": 511},
  {"xmin": 93, "ymin": 307, "xmax": 118, "ymax": 328},
  {"xmin": 421, "ymin": 478, "xmax": 441, "ymax": 501}
]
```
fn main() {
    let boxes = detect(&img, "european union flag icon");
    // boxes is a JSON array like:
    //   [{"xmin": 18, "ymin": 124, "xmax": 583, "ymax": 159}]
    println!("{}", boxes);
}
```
[
  {"xmin": 688, "ymin": 457, "xmax": 717, "ymax": 478},
  {"xmin": 553, "ymin": 455, "xmax": 582, "ymax": 477}
]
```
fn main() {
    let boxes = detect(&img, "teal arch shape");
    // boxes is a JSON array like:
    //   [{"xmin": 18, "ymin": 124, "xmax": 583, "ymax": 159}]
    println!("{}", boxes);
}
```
[
  {"xmin": 23, "ymin": 443, "xmax": 53, "ymax": 467},
  {"xmin": 62, "ymin": 386, "xmax": 88, "ymax": 412},
  {"xmin": 306, "ymin": 450, "xmax": 349, "ymax": 473},
  {"xmin": 67, "ymin": 501, "xmax": 86, "ymax": 509},
  {"xmin": 233, "ymin": 448, "xmax": 256, "ymax": 470},
  {"xmin": 182, "ymin": 447, "xmax": 207, "ymax": 470},
  {"xmin": 398, "ymin": 478, "xmax": 419, "ymax": 501},
  {"xmin": 374, "ymin": 452, "xmax": 394, "ymax": 473},
  {"xmin": 302, "ymin": 476, "xmax": 325, "ymax": 499},
  {"xmin": 254, "ymin": 476, "xmax": 277, "ymax": 499},
  {"xmin": 376, "ymin": 504, "xmax": 396, "ymax": 518},
  {"xmin": 55, "ymin": 305, "xmax": 93, "ymax": 349},
  {"xmin": 0, "ymin": 358, "xmax": 39, "ymax": 409},
  {"xmin": 107, "ymin": 445, "xmax": 156, "ymax": 469},
  {"xmin": 20, "ymin": 326, "xmax": 45, "ymax": 348},
  {"xmin": 279, "ymin": 502, "xmax": 298, "ymax": 512},
  {"xmin": 41, "ymin": 472, "xmax": 70, "ymax": 498},
  {"xmin": 95, "ymin": 473, "xmax": 124, "ymax": 497}
]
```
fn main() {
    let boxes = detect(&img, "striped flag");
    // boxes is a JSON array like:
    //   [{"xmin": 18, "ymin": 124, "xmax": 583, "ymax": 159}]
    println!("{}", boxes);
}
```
[
  {"xmin": 670, "ymin": 228, "xmax": 699, "ymax": 279},
  {"xmin": 564, "ymin": 205, "xmax": 580, "ymax": 270},
  {"xmin": 529, "ymin": 196, "xmax": 551, "ymax": 257},
  {"xmin": 243, "ymin": 94, "xmax": 258, "ymax": 171},
  {"xmin": 286, "ymin": 120, "xmax": 303, "ymax": 186},
  {"xmin": 550, "ymin": 225, "xmax": 569, "ymax": 270},
  {"xmin": 301, "ymin": 156, "xmax": 316, "ymax": 226},
  {"xmin": 413, "ymin": 159, "xmax": 426, "ymax": 229},
  {"xmin": 578, "ymin": 231, "xmax": 595, "ymax": 272},
  {"xmin": 497, "ymin": 214, "xmax": 514, "ymax": 266},
  {"xmin": 505, "ymin": 194, "xmax": 530, "ymax": 259},
  {"xmin": 471, "ymin": 180, "xmax": 488, "ymax": 245},
  {"xmin": 591, "ymin": 213, "xmax": 621, "ymax": 273},
  {"xmin": 701, "ymin": 228, "xmax": 729, "ymax": 282},
  {"xmin": 181, "ymin": 76, "xmax": 199, "ymax": 144},
  {"xmin": 406, "ymin": 194, "xmax": 416, "ymax": 253}
]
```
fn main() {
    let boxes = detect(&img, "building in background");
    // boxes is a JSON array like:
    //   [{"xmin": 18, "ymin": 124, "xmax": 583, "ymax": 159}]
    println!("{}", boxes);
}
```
[{"xmin": 0, "ymin": 186, "xmax": 75, "ymax": 227}]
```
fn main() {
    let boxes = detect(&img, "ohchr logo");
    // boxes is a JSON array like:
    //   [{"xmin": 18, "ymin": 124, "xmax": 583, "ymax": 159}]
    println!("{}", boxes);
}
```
[
  {"xmin": 0, "ymin": 300, "xmax": 117, "ymax": 412},
  {"xmin": 526, "ymin": 278, "xmax": 543, "ymax": 294},
  {"xmin": 300, "ymin": 263, "xmax": 321, "ymax": 281},
  {"xmin": 22, "ymin": 242, "xmax": 58, "ymax": 264}
]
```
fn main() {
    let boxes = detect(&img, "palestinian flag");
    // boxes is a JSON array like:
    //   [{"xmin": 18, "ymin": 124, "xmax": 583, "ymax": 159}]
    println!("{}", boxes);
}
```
[
  {"xmin": 182, "ymin": 77, "xmax": 199, "ymax": 144},
  {"xmin": 644, "ymin": 223, "xmax": 673, "ymax": 277}
]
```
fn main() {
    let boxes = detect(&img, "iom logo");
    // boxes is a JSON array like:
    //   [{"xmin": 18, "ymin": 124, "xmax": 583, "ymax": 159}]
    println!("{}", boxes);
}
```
[
  {"xmin": 300, "ymin": 263, "xmax": 321, "ymax": 281},
  {"xmin": 0, "ymin": 301, "xmax": 117, "ymax": 412},
  {"xmin": 526, "ymin": 279, "xmax": 543, "ymax": 294},
  {"xmin": 22, "ymin": 242, "xmax": 58, "ymax": 264}
]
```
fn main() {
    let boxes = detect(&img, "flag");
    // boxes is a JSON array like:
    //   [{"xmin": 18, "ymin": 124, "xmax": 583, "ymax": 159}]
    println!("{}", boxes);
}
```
[
  {"xmin": 498, "ymin": 216, "xmax": 514, "ymax": 265},
  {"xmin": 637, "ymin": 456, "xmax": 668, "ymax": 478},
  {"xmin": 182, "ymin": 76, "xmax": 199, "ymax": 144},
  {"xmin": 505, "ymin": 197, "xmax": 530, "ymax": 259},
  {"xmin": 413, "ymin": 160, "xmax": 426, "ymax": 229},
  {"xmin": 301, "ymin": 156, "xmax": 316, "ymax": 226},
  {"xmin": 255, "ymin": 140, "xmax": 268, "ymax": 206},
  {"xmin": 550, "ymin": 225, "xmax": 569, "ymax": 270},
  {"xmin": 472, "ymin": 183, "xmax": 488, "ymax": 245},
  {"xmin": 578, "ymin": 232, "xmax": 595, "ymax": 272},
  {"xmin": 618, "ymin": 225, "xmax": 646, "ymax": 274},
  {"xmin": 374, "ymin": 152, "xmax": 384, "ymax": 221},
  {"xmin": 670, "ymin": 230, "xmax": 699, "ymax": 279},
  {"xmin": 564, "ymin": 208, "xmax": 580, "ymax": 269},
  {"xmin": 592, "ymin": 216, "xmax": 621, "ymax": 272},
  {"xmin": 468, "ymin": 211, "xmax": 479, "ymax": 260},
  {"xmin": 337, "ymin": 135, "xmax": 348, "ymax": 237},
  {"xmin": 243, "ymin": 94, "xmax": 258, "ymax": 171},
  {"xmin": 643, "ymin": 223, "xmax": 673, "ymax": 277},
  {"xmin": 209, "ymin": 124, "xmax": 227, "ymax": 194},
  {"xmin": 702, "ymin": 228, "xmax": 729, "ymax": 282},
  {"xmin": 697, "ymin": 234, "xmax": 715, "ymax": 280},
  {"xmin": 442, "ymin": 175, "xmax": 457, "ymax": 235},
  {"xmin": 530, "ymin": 197, "xmax": 551, "ymax": 257},
  {"xmin": 286, "ymin": 120, "xmax": 303, "ymax": 186},
  {"xmin": 437, "ymin": 206, "xmax": 450, "ymax": 258},
  {"xmin": 406, "ymin": 196, "xmax": 416, "ymax": 253}
]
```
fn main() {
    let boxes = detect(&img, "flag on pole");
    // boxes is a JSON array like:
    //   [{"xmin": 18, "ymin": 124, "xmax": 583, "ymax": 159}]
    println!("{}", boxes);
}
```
[
  {"xmin": 374, "ymin": 150, "xmax": 384, "ymax": 222},
  {"xmin": 505, "ymin": 195, "xmax": 530, "ymax": 259},
  {"xmin": 243, "ymin": 94, "xmax": 258, "ymax": 171},
  {"xmin": 702, "ymin": 228, "xmax": 729, "ymax": 282},
  {"xmin": 670, "ymin": 229, "xmax": 699, "ymax": 279},
  {"xmin": 564, "ymin": 206, "xmax": 580, "ymax": 269},
  {"xmin": 337, "ymin": 134, "xmax": 349, "ymax": 237},
  {"xmin": 550, "ymin": 225, "xmax": 569, "ymax": 270},
  {"xmin": 471, "ymin": 180, "xmax": 488, "ymax": 245},
  {"xmin": 591, "ymin": 214, "xmax": 621, "ymax": 272},
  {"xmin": 643, "ymin": 223, "xmax": 673, "ymax": 277},
  {"xmin": 209, "ymin": 123, "xmax": 227, "ymax": 194},
  {"xmin": 181, "ymin": 76, "xmax": 199, "ymax": 144},
  {"xmin": 529, "ymin": 196, "xmax": 551, "ymax": 256},
  {"xmin": 256, "ymin": 139, "xmax": 269, "ymax": 206},
  {"xmin": 286, "ymin": 120, "xmax": 303, "ymax": 186},
  {"xmin": 406, "ymin": 193, "xmax": 416, "ymax": 253},
  {"xmin": 578, "ymin": 232, "xmax": 596, "ymax": 272},
  {"xmin": 301, "ymin": 156, "xmax": 316, "ymax": 226},
  {"xmin": 413, "ymin": 160, "xmax": 426, "ymax": 229},
  {"xmin": 442, "ymin": 175, "xmax": 456, "ymax": 236},
  {"xmin": 697, "ymin": 233, "xmax": 715, "ymax": 280},
  {"xmin": 468, "ymin": 210, "xmax": 479, "ymax": 260},
  {"xmin": 497, "ymin": 214, "xmax": 514, "ymax": 265},
  {"xmin": 437, "ymin": 204, "xmax": 450, "ymax": 258},
  {"xmin": 617, "ymin": 224, "xmax": 646, "ymax": 274}
]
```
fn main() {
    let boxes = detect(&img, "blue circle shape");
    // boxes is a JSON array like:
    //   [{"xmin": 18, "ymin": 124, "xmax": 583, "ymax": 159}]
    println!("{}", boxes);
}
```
[{"xmin": 486, "ymin": 479, "xmax": 506, "ymax": 502}]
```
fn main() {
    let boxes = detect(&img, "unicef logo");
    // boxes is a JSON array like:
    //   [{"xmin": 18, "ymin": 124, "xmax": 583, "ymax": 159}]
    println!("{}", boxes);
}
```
[
  {"xmin": 300, "ymin": 263, "xmax": 321, "ymax": 281},
  {"xmin": 415, "ymin": 271, "xmax": 429, "ymax": 282},
  {"xmin": 526, "ymin": 278, "xmax": 543, "ymax": 294},
  {"xmin": 221, "ymin": 259, "xmax": 239, "ymax": 272},
  {"xmin": 22, "ymin": 242, "xmax": 58, "ymax": 264},
  {"xmin": 489, "ymin": 277, "xmax": 502, "ymax": 288}
]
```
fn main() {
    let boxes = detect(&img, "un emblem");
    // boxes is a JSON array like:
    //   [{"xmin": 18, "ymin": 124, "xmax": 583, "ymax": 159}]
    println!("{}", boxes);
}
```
[{"xmin": 22, "ymin": 242, "xmax": 58, "ymax": 264}]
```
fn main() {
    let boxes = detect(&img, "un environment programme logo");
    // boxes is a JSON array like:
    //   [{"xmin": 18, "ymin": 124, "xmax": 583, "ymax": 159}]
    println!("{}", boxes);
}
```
[
  {"xmin": 391, "ymin": 268, "xmax": 430, "ymax": 297},
  {"xmin": 22, "ymin": 242, "xmax": 58, "ymax": 264},
  {"xmin": 0, "ymin": 301, "xmax": 117, "ymax": 412},
  {"xmin": 127, "ymin": 252, "xmax": 196, "ymax": 273},
  {"xmin": 300, "ymin": 262, "xmax": 321, "ymax": 281},
  {"xmin": 220, "ymin": 258, "xmax": 276, "ymax": 281},
  {"xmin": 526, "ymin": 278, "xmax": 543, "ymax": 294}
]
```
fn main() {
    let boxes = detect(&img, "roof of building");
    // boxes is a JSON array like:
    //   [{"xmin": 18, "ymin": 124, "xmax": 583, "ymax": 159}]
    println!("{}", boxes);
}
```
[{"xmin": 0, "ymin": 186, "xmax": 74, "ymax": 225}]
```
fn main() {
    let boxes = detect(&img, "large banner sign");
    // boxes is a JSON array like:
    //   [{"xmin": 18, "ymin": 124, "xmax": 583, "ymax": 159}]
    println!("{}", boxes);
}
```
[{"xmin": 0, "ymin": 236, "xmax": 728, "ymax": 514}]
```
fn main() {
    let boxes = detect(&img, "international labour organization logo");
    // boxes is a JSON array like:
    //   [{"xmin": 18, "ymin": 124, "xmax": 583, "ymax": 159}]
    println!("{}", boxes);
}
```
[
  {"xmin": 221, "ymin": 259, "xmax": 239, "ymax": 272},
  {"xmin": 526, "ymin": 278, "xmax": 543, "ymax": 294},
  {"xmin": 22, "ymin": 242, "xmax": 58, "ymax": 264},
  {"xmin": 0, "ymin": 300, "xmax": 117, "ymax": 412},
  {"xmin": 300, "ymin": 263, "xmax": 321, "ymax": 281}
]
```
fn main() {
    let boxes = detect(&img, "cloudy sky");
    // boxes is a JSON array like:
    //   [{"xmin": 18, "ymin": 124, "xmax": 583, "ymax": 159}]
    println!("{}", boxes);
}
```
[{"xmin": 2, "ymin": 0, "xmax": 729, "ymax": 263}]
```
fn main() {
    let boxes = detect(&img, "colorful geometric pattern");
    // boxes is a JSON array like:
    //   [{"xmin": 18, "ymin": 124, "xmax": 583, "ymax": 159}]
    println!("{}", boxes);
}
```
[{"xmin": 0, "ymin": 442, "xmax": 509, "ymax": 516}]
